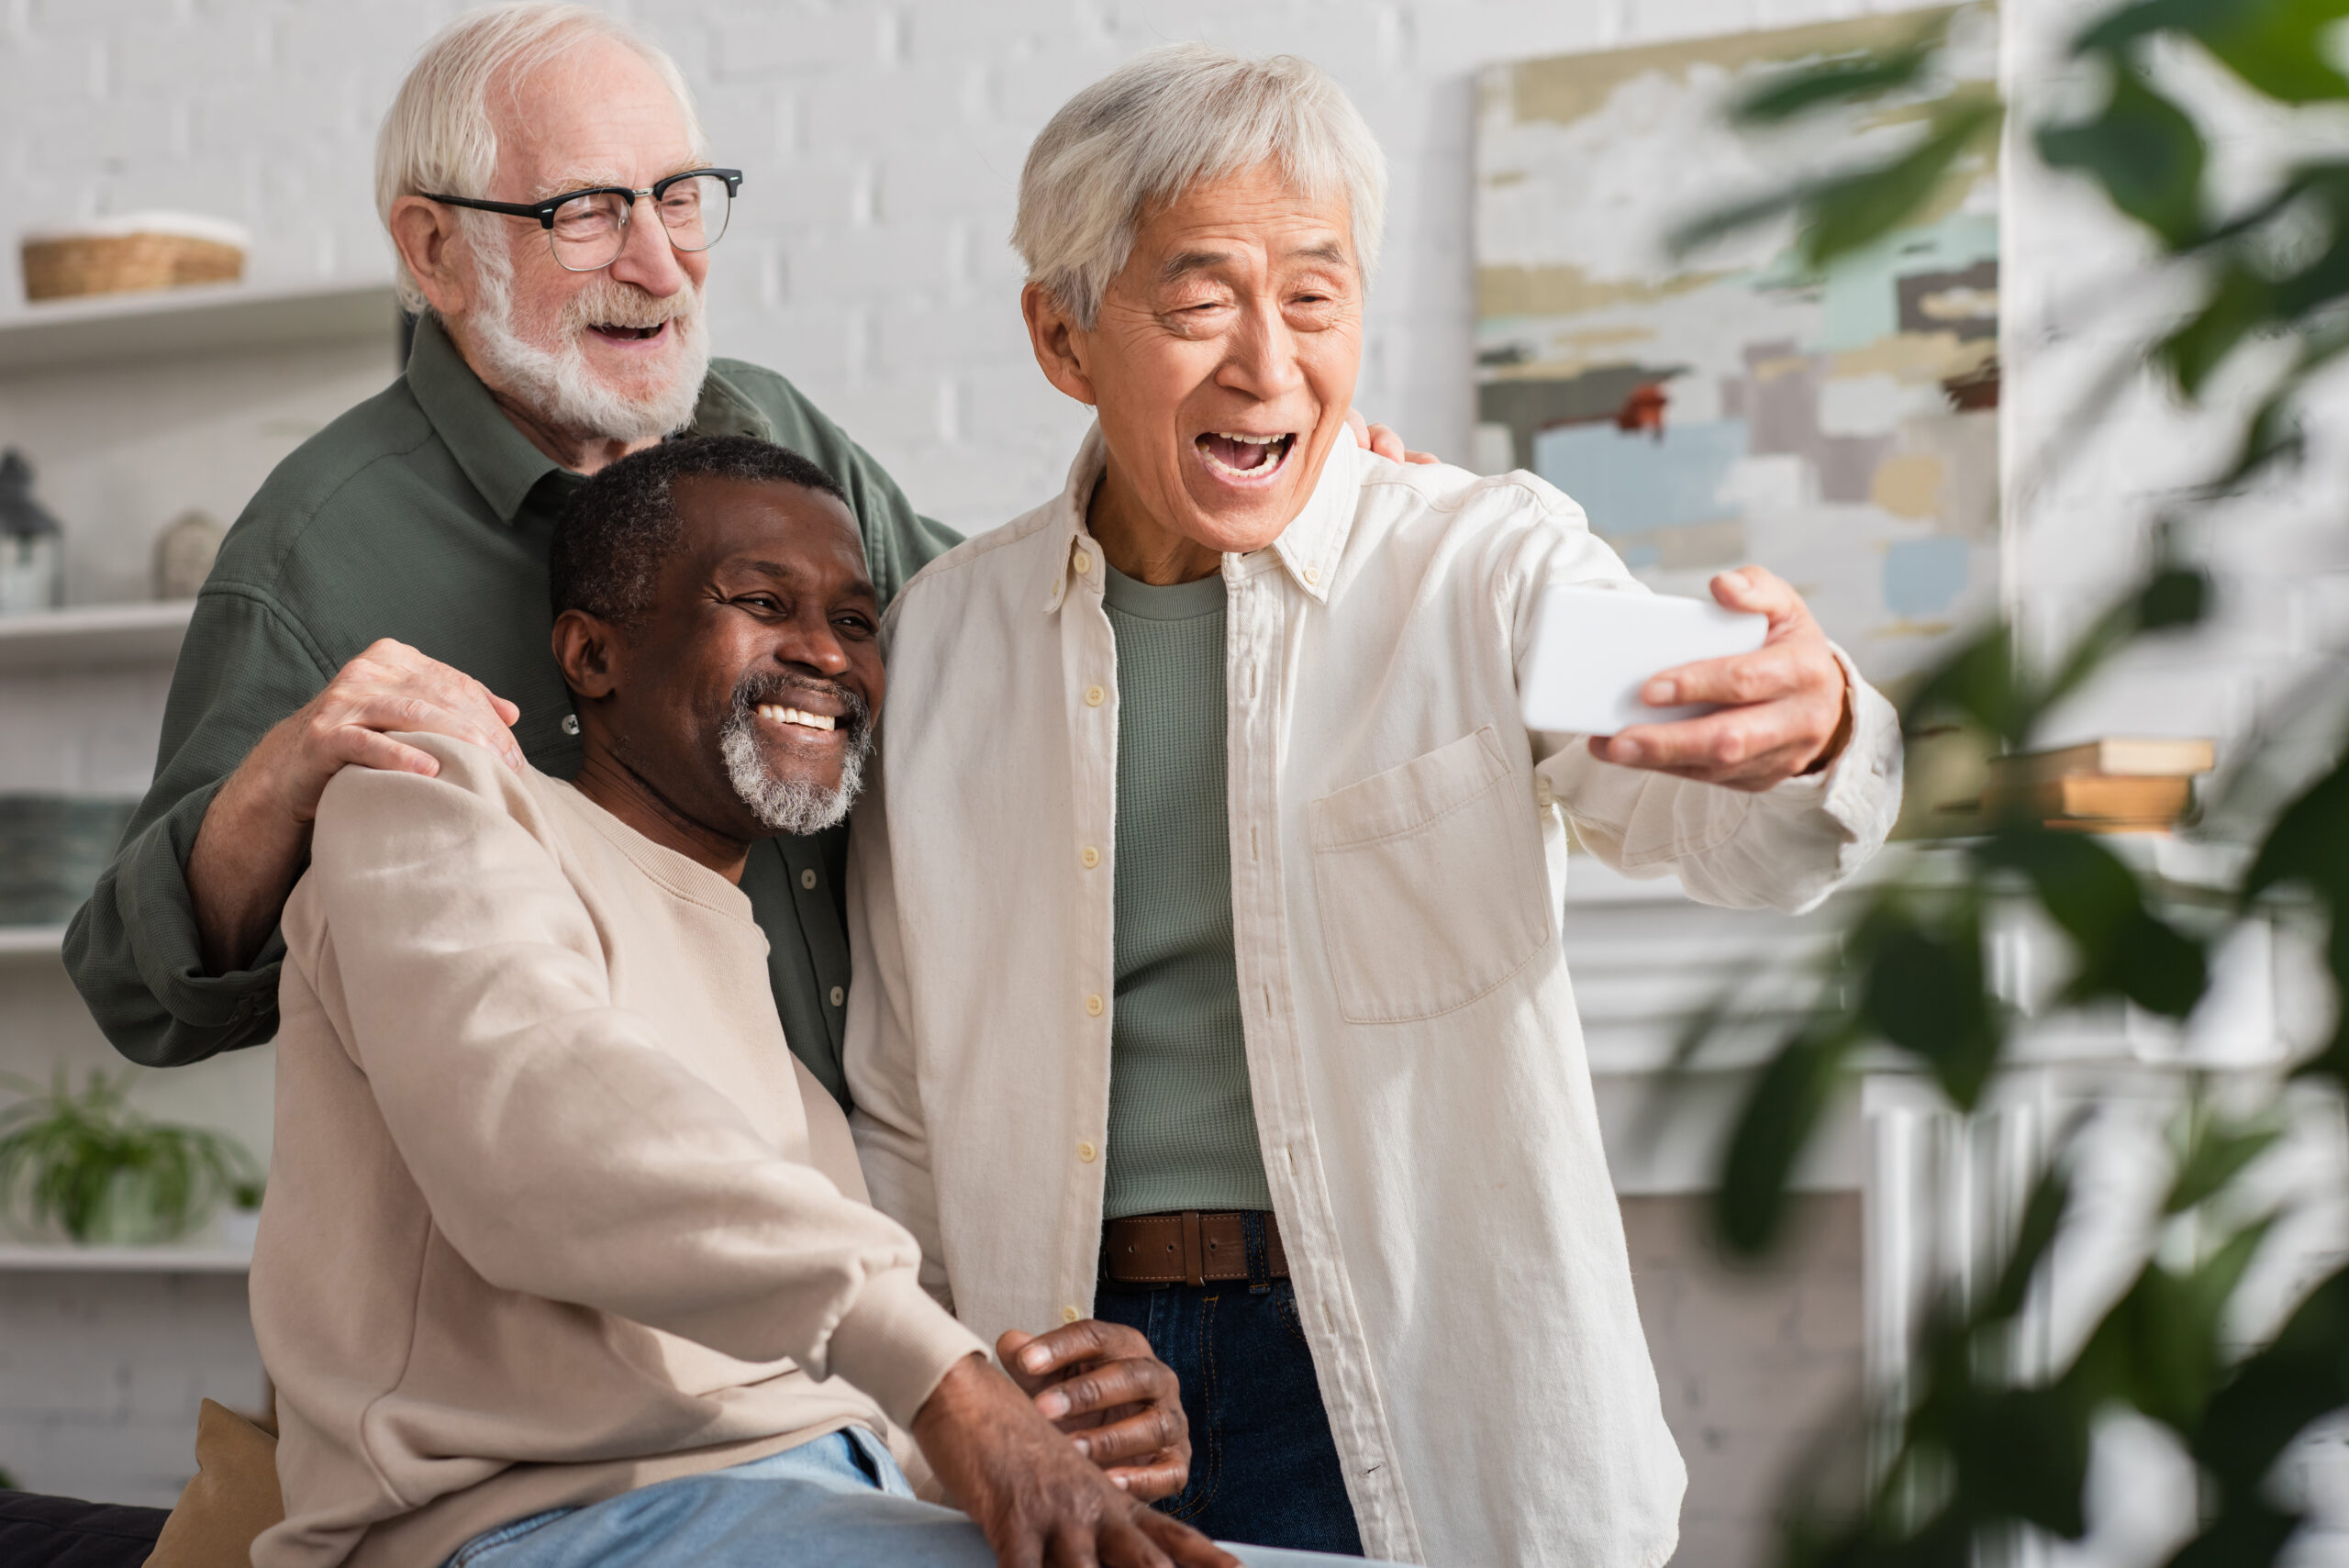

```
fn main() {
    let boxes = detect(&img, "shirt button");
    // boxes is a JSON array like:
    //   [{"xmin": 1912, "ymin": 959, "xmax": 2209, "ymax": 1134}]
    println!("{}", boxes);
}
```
[
  {"xmin": 1303, "ymin": 565, "xmax": 1320, "ymax": 585},
  {"xmin": 800, "ymin": 868, "xmax": 818, "ymax": 890},
  {"xmin": 1073, "ymin": 550, "xmax": 1093, "ymax": 575},
  {"xmin": 1080, "ymin": 846, "xmax": 1100, "ymax": 869},
  {"xmin": 1085, "ymin": 994, "xmax": 1105, "ymax": 1018},
  {"xmin": 1084, "ymin": 684, "xmax": 1106, "ymax": 707},
  {"xmin": 561, "ymin": 713, "xmax": 581, "ymax": 736},
  {"xmin": 1062, "ymin": 1305, "xmax": 1082, "ymax": 1324},
  {"xmin": 829, "ymin": 985, "xmax": 845, "ymax": 1007},
  {"xmin": 1077, "ymin": 1140, "xmax": 1097, "ymax": 1162}
]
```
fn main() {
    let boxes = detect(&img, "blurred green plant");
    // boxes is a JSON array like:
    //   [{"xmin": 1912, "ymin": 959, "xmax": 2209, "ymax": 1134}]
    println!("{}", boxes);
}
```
[
  {"xmin": 1668, "ymin": 1, "xmax": 2349, "ymax": 1562},
  {"xmin": 0, "ymin": 1068, "xmax": 259, "ymax": 1246}
]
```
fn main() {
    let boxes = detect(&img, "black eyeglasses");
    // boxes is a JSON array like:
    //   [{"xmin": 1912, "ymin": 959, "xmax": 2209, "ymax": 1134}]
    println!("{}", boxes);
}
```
[{"xmin": 423, "ymin": 167, "xmax": 742, "ymax": 272}]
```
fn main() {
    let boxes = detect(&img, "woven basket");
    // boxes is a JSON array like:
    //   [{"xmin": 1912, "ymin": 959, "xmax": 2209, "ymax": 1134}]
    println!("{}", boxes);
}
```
[{"xmin": 21, "ymin": 230, "xmax": 245, "ymax": 302}]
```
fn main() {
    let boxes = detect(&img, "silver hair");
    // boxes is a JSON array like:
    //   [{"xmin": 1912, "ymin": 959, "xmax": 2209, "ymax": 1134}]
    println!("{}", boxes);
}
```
[
  {"xmin": 1011, "ymin": 44, "xmax": 1387, "ymax": 329},
  {"xmin": 374, "ymin": 4, "xmax": 707, "ymax": 316}
]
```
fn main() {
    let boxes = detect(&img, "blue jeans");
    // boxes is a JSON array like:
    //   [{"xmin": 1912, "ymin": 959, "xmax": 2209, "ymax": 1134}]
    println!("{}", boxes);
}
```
[
  {"xmin": 441, "ymin": 1428, "xmax": 1363, "ymax": 1568},
  {"xmin": 1095, "ymin": 1215, "xmax": 1364, "ymax": 1556}
]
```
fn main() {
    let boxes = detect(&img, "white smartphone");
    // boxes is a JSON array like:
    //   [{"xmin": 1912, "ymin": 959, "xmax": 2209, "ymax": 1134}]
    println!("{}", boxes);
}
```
[{"xmin": 1520, "ymin": 584, "xmax": 1769, "ymax": 736}]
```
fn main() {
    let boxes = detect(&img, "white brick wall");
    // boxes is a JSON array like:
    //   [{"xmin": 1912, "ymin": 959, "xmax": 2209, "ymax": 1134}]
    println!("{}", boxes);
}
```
[
  {"xmin": 6, "ymin": 0, "xmax": 2344, "ymax": 1556},
  {"xmin": 1, "ymin": 0, "xmax": 1944, "ymax": 537}
]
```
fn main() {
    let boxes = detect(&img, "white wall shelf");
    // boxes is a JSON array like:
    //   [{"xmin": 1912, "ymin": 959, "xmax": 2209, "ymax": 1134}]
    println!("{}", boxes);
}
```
[
  {"xmin": 0, "ymin": 277, "xmax": 399, "ymax": 377},
  {"xmin": 0, "ymin": 599, "xmax": 194, "ymax": 674},
  {"xmin": 0, "ymin": 927, "xmax": 67, "ymax": 960},
  {"xmin": 0, "ymin": 1242, "xmax": 250, "ymax": 1273}
]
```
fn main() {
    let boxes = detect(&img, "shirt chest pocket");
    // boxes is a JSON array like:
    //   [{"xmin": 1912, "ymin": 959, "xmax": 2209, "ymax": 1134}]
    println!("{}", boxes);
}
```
[{"xmin": 1307, "ymin": 725, "xmax": 1553, "ymax": 1025}]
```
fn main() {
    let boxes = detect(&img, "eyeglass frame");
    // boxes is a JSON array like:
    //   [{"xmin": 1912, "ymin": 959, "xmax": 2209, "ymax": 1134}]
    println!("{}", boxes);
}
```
[{"xmin": 420, "ymin": 167, "xmax": 744, "ymax": 269}]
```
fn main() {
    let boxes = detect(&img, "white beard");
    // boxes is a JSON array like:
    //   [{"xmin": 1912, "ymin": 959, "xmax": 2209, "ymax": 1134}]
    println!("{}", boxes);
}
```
[
  {"xmin": 719, "ymin": 709, "xmax": 869, "ymax": 835},
  {"xmin": 463, "ymin": 221, "xmax": 711, "ymax": 447}
]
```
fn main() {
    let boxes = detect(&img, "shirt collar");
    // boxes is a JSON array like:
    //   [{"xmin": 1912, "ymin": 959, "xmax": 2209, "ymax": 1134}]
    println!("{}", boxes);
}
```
[
  {"xmin": 1040, "ymin": 421, "xmax": 1362, "ymax": 614},
  {"xmin": 406, "ymin": 315, "xmax": 775, "ymax": 527}
]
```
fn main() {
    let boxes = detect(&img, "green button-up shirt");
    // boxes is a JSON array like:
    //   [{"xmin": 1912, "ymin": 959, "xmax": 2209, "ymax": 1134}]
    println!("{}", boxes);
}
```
[{"xmin": 62, "ymin": 316, "xmax": 958, "ymax": 1106}]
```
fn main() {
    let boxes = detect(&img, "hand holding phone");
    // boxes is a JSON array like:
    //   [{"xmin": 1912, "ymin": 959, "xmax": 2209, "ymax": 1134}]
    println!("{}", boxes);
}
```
[{"xmin": 1520, "ymin": 585, "xmax": 1768, "ymax": 737}]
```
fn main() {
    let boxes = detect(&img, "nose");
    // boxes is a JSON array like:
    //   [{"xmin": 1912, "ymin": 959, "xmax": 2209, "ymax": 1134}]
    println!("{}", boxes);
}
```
[
  {"xmin": 1216, "ymin": 297, "xmax": 1306, "ymax": 404},
  {"xmin": 774, "ymin": 609, "xmax": 852, "ymax": 679},
  {"xmin": 607, "ymin": 193, "xmax": 692, "ymax": 296}
]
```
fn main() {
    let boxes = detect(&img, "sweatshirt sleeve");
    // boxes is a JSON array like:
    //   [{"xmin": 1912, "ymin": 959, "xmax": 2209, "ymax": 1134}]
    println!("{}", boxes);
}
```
[
  {"xmin": 297, "ymin": 737, "xmax": 983, "ymax": 1427},
  {"xmin": 1506, "ymin": 491, "xmax": 1905, "ymax": 916}
]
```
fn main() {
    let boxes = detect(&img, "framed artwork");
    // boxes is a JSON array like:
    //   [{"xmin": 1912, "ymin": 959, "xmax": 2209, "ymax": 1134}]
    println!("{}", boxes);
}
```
[{"xmin": 1474, "ymin": 7, "xmax": 1999, "ymax": 694}]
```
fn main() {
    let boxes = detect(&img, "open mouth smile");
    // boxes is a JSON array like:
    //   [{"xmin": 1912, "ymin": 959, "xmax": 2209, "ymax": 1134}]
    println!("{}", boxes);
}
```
[
  {"xmin": 587, "ymin": 322, "xmax": 669, "ymax": 344},
  {"xmin": 1196, "ymin": 430, "xmax": 1296, "ymax": 484},
  {"xmin": 756, "ymin": 703, "xmax": 837, "ymax": 733}
]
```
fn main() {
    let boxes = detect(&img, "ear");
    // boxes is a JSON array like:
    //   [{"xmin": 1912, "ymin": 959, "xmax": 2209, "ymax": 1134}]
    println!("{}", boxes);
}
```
[
  {"xmin": 388, "ymin": 195, "xmax": 477, "ymax": 318},
  {"xmin": 1021, "ymin": 282, "xmax": 1098, "ymax": 408},
  {"xmin": 551, "ymin": 608, "xmax": 622, "ymax": 701}
]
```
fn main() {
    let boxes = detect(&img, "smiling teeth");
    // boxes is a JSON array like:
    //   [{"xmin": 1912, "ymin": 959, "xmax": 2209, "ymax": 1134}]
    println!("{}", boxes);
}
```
[
  {"xmin": 757, "ymin": 703, "xmax": 836, "ymax": 731},
  {"xmin": 1218, "ymin": 432, "xmax": 1284, "ymax": 444}
]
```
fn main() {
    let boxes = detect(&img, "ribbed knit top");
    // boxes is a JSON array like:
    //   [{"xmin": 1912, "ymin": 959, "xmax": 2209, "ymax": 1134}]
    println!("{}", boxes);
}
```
[{"xmin": 1099, "ymin": 559, "xmax": 1273, "ymax": 1220}]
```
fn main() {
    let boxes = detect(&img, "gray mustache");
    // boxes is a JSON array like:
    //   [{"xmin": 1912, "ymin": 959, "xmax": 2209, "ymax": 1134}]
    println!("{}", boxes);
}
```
[{"xmin": 730, "ymin": 673, "xmax": 871, "ymax": 741}]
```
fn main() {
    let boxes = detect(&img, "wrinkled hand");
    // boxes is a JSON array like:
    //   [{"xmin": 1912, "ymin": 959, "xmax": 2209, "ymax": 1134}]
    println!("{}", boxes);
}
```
[
  {"xmin": 256, "ymin": 638, "xmax": 524, "ymax": 822},
  {"xmin": 1345, "ymin": 408, "xmax": 1438, "ymax": 466},
  {"xmin": 999, "ymin": 1322, "xmax": 1188, "ymax": 1503},
  {"xmin": 1586, "ymin": 566, "xmax": 1853, "ymax": 792},
  {"xmin": 912, "ymin": 1353, "xmax": 1235, "ymax": 1568},
  {"xmin": 190, "ymin": 639, "xmax": 526, "ymax": 974}
]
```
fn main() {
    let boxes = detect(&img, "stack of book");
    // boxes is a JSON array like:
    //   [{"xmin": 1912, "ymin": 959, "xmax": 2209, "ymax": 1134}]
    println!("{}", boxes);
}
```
[{"xmin": 1976, "ymin": 738, "xmax": 2215, "ymax": 833}]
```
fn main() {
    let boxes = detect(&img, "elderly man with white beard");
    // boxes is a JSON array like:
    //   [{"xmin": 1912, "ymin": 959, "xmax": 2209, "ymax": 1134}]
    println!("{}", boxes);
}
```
[{"xmin": 66, "ymin": 2, "xmax": 1402, "ymax": 1105}]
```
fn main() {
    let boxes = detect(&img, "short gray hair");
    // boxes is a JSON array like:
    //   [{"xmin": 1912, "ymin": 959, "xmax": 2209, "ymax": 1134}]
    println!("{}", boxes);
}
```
[
  {"xmin": 1013, "ymin": 45, "xmax": 1387, "ymax": 328},
  {"xmin": 375, "ymin": 4, "xmax": 707, "ymax": 315}
]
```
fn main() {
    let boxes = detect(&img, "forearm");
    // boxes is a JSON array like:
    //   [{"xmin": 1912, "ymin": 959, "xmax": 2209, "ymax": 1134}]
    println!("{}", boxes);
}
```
[{"xmin": 187, "ymin": 728, "xmax": 314, "ymax": 976}]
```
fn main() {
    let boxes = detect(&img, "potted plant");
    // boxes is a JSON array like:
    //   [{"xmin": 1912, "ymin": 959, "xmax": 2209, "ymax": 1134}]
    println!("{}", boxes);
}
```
[{"xmin": 0, "ymin": 1068, "xmax": 260, "ymax": 1246}]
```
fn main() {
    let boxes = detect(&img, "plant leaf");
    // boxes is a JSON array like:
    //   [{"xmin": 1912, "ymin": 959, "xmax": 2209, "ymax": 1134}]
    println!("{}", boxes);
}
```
[
  {"xmin": 1732, "ymin": 35, "xmax": 1942, "ymax": 125},
  {"xmin": 1800, "ymin": 96, "xmax": 2003, "ymax": 270},
  {"xmin": 2037, "ymin": 67, "xmax": 2206, "ymax": 246},
  {"xmin": 1717, "ymin": 1018, "xmax": 1856, "ymax": 1257}
]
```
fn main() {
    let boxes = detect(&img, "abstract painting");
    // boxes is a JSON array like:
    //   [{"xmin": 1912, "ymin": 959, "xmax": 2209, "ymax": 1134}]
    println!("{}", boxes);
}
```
[{"xmin": 1474, "ymin": 8, "xmax": 1999, "ymax": 693}]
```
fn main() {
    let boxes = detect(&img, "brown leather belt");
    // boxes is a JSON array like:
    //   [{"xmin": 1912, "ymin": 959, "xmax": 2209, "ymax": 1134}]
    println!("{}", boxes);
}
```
[{"xmin": 1102, "ymin": 1210, "xmax": 1287, "ymax": 1286}]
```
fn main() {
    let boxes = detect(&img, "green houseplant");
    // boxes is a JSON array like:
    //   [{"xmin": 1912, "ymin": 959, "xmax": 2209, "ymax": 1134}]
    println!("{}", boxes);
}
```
[{"xmin": 0, "ymin": 1068, "xmax": 260, "ymax": 1246}]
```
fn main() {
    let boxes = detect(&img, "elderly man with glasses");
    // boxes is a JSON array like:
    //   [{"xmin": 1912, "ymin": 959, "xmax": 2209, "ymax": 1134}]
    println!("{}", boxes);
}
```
[
  {"xmin": 66, "ymin": 12, "xmax": 1414, "ymax": 1117},
  {"xmin": 847, "ymin": 44, "xmax": 1905, "ymax": 1568}
]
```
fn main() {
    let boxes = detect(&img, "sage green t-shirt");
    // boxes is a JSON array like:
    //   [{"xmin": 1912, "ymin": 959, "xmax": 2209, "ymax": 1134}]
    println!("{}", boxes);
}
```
[{"xmin": 1101, "ymin": 560, "xmax": 1274, "ymax": 1220}]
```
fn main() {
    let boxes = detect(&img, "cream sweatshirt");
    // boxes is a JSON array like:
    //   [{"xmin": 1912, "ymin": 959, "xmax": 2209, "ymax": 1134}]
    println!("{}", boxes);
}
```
[{"xmin": 250, "ymin": 735, "xmax": 985, "ymax": 1568}]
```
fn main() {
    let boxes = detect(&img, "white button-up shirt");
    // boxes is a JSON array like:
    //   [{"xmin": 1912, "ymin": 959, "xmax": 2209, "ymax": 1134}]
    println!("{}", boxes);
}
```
[{"xmin": 846, "ymin": 427, "xmax": 1902, "ymax": 1567}]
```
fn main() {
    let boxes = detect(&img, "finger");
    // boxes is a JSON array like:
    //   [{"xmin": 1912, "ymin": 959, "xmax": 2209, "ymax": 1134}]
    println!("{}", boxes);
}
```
[
  {"xmin": 1103, "ymin": 1457, "xmax": 1188, "ymax": 1504},
  {"xmin": 1095, "ymin": 1517, "xmax": 1174, "ymax": 1568},
  {"xmin": 1138, "ymin": 1510, "xmax": 1238, "ymax": 1568},
  {"xmin": 1074, "ymin": 1402, "xmax": 1185, "ymax": 1464},
  {"xmin": 1642, "ymin": 642, "xmax": 1816, "ymax": 710},
  {"xmin": 1595, "ymin": 701, "xmax": 1825, "ymax": 776},
  {"xmin": 1594, "ymin": 728, "xmax": 1822, "ymax": 792},
  {"xmin": 1041, "ymin": 1359, "xmax": 1177, "ymax": 1423},
  {"xmin": 997, "ymin": 1329, "xmax": 1043, "ymax": 1392},
  {"xmin": 340, "ymin": 695, "xmax": 525, "ymax": 759},
  {"xmin": 1015, "ymin": 1319, "xmax": 1142, "ymax": 1383},
  {"xmin": 1406, "ymin": 447, "xmax": 1440, "ymax": 465},
  {"xmin": 323, "ymin": 728, "xmax": 445, "ymax": 779},
  {"xmin": 1046, "ymin": 1520, "xmax": 1105, "ymax": 1568},
  {"xmin": 1365, "ymin": 422, "xmax": 1408, "ymax": 463},
  {"xmin": 1709, "ymin": 564, "xmax": 1809, "ymax": 630},
  {"xmin": 1344, "ymin": 407, "xmax": 1371, "ymax": 446}
]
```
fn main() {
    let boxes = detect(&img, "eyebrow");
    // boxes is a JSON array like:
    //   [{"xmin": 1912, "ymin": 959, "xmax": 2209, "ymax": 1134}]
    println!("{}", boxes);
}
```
[
  {"xmin": 531, "ymin": 158, "xmax": 705, "ymax": 200},
  {"xmin": 737, "ymin": 559, "xmax": 878, "ymax": 603},
  {"xmin": 1158, "ymin": 240, "xmax": 1354, "ymax": 284}
]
